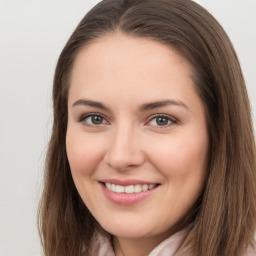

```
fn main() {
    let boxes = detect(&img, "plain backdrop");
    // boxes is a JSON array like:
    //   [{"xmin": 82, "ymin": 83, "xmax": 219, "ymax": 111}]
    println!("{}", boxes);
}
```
[{"xmin": 0, "ymin": 1, "xmax": 255, "ymax": 255}]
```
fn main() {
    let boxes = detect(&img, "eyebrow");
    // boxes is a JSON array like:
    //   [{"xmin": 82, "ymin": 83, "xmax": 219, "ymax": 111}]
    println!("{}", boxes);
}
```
[
  {"xmin": 139, "ymin": 99, "xmax": 189, "ymax": 111},
  {"xmin": 72, "ymin": 98, "xmax": 189, "ymax": 111},
  {"xmin": 72, "ymin": 99, "xmax": 110, "ymax": 111}
]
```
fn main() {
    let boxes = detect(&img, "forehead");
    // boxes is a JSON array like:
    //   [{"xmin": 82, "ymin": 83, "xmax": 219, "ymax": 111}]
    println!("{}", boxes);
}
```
[
  {"xmin": 71, "ymin": 32, "xmax": 193, "ymax": 83},
  {"xmin": 68, "ymin": 33, "xmax": 197, "ymax": 108}
]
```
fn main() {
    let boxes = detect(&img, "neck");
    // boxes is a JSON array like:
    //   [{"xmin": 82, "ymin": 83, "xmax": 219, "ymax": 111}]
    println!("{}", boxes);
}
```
[
  {"xmin": 113, "ymin": 236, "xmax": 158, "ymax": 256},
  {"xmin": 113, "ymin": 229, "xmax": 179, "ymax": 256},
  {"xmin": 112, "ymin": 218, "xmax": 192, "ymax": 256}
]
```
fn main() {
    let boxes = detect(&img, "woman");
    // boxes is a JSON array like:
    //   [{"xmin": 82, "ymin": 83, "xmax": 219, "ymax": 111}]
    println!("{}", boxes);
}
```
[{"xmin": 38, "ymin": 0, "xmax": 256, "ymax": 255}]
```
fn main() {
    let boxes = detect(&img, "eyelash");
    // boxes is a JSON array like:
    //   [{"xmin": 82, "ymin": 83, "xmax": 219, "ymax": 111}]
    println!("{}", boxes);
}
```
[
  {"xmin": 79, "ymin": 113, "xmax": 108, "ymax": 127},
  {"xmin": 79, "ymin": 113, "xmax": 178, "ymax": 128},
  {"xmin": 146, "ymin": 114, "xmax": 178, "ymax": 127}
]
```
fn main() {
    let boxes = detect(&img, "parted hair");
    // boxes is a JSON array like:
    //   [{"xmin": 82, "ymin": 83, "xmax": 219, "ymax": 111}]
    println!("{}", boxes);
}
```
[{"xmin": 38, "ymin": 0, "xmax": 256, "ymax": 255}]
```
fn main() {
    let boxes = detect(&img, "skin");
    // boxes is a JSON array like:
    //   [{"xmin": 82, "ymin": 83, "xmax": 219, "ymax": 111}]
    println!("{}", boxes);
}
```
[{"xmin": 66, "ymin": 33, "xmax": 209, "ymax": 256}]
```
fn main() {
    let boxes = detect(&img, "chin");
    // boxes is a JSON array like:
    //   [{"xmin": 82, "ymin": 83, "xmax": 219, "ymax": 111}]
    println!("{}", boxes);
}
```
[{"xmin": 100, "ymin": 219, "xmax": 165, "ymax": 239}]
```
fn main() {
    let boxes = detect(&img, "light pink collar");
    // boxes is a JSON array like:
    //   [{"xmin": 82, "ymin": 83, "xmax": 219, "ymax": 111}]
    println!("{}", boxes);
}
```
[
  {"xmin": 87, "ymin": 227, "xmax": 190, "ymax": 256},
  {"xmin": 86, "ymin": 227, "xmax": 255, "ymax": 256}
]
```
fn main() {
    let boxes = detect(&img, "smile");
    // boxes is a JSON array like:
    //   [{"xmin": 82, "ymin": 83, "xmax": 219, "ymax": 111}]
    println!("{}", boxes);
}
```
[
  {"xmin": 100, "ymin": 180, "xmax": 160, "ymax": 205},
  {"xmin": 105, "ymin": 183, "xmax": 157, "ymax": 194}
]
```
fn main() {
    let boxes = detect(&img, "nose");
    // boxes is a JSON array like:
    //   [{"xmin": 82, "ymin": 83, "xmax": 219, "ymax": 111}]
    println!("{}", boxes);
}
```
[{"xmin": 104, "ymin": 126, "xmax": 145, "ymax": 171}]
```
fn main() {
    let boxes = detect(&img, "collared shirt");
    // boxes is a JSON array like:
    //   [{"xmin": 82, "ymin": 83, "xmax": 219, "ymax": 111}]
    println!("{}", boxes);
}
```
[
  {"xmin": 87, "ymin": 227, "xmax": 190, "ymax": 256},
  {"xmin": 86, "ymin": 228, "xmax": 256, "ymax": 256}
]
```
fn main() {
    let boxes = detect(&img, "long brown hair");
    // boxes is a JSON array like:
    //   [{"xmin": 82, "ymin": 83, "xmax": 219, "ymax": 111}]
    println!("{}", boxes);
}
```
[{"xmin": 38, "ymin": 0, "xmax": 256, "ymax": 255}]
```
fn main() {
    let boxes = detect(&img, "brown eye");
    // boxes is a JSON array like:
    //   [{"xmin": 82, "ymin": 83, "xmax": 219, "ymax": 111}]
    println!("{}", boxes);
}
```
[
  {"xmin": 80, "ymin": 114, "xmax": 108, "ymax": 126},
  {"xmin": 156, "ymin": 116, "xmax": 169, "ymax": 126},
  {"xmin": 91, "ymin": 115, "xmax": 104, "ymax": 125},
  {"xmin": 147, "ymin": 115, "xmax": 176, "ymax": 127}
]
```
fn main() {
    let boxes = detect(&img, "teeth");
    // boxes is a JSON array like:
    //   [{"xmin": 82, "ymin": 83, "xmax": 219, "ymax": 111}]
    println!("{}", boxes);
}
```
[
  {"xmin": 134, "ymin": 184, "xmax": 142, "ymax": 193},
  {"xmin": 106, "ymin": 183, "xmax": 112, "ymax": 190},
  {"xmin": 142, "ymin": 184, "xmax": 148, "ymax": 191},
  {"xmin": 149, "ymin": 184, "xmax": 155, "ymax": 189},
  {"xmin": 116, "ymin": 185, "xmax": 125, "ymax": 193},
  {"xmin": 105, "ymin": 183, "xmax": 157, "ymax": 193},
  {"xmin": 125, "ymin": 185, "xmax": 134, "ymax": 193}
]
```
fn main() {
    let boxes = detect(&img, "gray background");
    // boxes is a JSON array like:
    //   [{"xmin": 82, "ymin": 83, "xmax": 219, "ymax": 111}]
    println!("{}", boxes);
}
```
[{"xmin": 0, "ymin": 0, "xmax": 255, "ymax": 255}]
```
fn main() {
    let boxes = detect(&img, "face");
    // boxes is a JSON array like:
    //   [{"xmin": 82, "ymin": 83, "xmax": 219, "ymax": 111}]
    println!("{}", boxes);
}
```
[{"xmin": 66, "ymin": 33, "xmax": 209, "ymax": 243}]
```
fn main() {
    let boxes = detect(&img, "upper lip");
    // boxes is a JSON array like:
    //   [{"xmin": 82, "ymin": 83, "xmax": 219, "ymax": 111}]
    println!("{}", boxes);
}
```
[{"xmin": 100, "ymin": 179, "xmax": 159, "ymax": 186}]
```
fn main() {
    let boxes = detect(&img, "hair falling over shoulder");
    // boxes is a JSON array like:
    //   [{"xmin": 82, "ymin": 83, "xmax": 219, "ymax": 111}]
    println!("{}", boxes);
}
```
[{"xmin": 38, "ymin": 0, "xmax": 256, "ymax": 255}]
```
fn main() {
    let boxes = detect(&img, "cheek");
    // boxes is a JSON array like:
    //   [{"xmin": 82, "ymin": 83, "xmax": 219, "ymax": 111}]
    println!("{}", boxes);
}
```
[
  {"xmin": 66, "ymin": 130, "xmax": 105, "ymax": 177},
  {"xmin": 148, "ymin": 133, "xmax": 208, "ymax": 183}
]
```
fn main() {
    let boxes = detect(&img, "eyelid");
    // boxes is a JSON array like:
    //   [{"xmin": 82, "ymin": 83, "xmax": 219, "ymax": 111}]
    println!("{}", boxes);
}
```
[
  {"xmin": 78, "ymin": 112, "xmax": 177, "ymax": 128},
  {"xmin": 79, "ymin": 112, "xmax": 110, "ymax": 126},
  {"xmin": 145, "ymin": 114, "xmax": 178, "ymax": 127}
]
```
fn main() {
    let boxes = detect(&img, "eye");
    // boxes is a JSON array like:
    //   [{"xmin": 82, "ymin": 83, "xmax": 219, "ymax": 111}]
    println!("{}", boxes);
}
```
[
  {"xmin": 147, "ymin": 115, "xmax": 177, "ymax": 127},
  {"xmin": 80, "ymin": 114, "xmax": 108, "ymax": 126}
]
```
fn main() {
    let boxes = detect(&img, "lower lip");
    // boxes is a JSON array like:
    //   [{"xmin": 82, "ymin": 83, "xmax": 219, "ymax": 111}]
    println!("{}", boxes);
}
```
[{"xmin": 100, "ymin": 183, "xmax": 158, "ymax": 206}]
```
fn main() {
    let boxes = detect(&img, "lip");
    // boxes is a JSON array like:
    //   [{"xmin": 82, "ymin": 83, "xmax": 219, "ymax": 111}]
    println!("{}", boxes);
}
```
[
  {"xmin": 99, "ymin": 180, "xmax": 159, "ymax": 206},
  {"xmin": 100, "ymin": 178, "xmax": 157, "ymax": 186}
]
